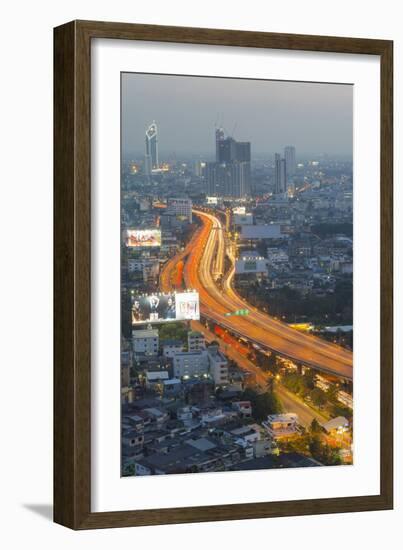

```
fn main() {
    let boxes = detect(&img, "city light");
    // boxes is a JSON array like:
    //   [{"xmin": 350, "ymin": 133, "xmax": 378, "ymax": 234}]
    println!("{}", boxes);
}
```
[{"xmin": 120, "ymin": 75, "xmax": 354, "ymax": 477}]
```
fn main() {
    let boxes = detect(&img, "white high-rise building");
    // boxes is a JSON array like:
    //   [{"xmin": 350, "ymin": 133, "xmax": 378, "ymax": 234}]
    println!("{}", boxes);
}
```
[{"xmin": 144, "ymin": 121, "xmax": 158, "ymax": 175}]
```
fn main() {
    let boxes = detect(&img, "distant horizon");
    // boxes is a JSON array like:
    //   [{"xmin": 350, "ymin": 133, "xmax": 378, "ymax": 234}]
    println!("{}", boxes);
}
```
[
  {"xmin": 122, "ymin": 72, "xmax": 353, "ymax": 158},
  {"xmin": 122, "ymin": 150, "xmax": 353, "ymax": 162}
]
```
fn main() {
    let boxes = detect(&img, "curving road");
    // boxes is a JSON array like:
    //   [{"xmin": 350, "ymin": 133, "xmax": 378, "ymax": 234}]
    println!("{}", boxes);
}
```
[
  {"xmin": 161, "ymin": 209, "xmax": 353, "ymax": 380},
  {"xmin": 190, "ymin": 320, "xmax": 329, "ymax": 427}
]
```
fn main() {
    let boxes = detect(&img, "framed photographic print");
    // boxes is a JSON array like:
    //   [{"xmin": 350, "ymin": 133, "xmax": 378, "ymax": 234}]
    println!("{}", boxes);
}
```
[{"xmin": 54, "ymin": 20, "xmax": 393, "ymax": 529}]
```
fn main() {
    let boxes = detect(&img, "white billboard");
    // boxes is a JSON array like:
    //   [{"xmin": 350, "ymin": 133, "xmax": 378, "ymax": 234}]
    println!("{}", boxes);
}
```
[{"xmin": 132, "ymin": 291, "xmax": 200, "ymax": 325}]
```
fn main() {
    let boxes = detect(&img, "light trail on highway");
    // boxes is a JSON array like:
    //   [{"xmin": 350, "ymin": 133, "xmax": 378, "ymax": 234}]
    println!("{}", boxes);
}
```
[
  {"xmin": 161, "ymin": 209, "xmax": 353, "ymax": 380},
  {"xmin": 191, "ymin": 320, "xmax": 329, "ymax": 427}
]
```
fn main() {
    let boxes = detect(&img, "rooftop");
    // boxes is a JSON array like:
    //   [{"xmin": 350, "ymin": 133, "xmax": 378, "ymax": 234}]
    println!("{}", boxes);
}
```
[
  {"xmin": 161, "ymin": 339, "xmax": 183, "ymax": 346},
  {"xmin": 323, "ymin": 416, "xmax": 349, "ymax": 432},
  {"xmin": 186, "ymin": 437, "xmax": 217, "ymax": 452},
  {"xmin": 267, "ymin": 413, "xmax": 298, "ymax": 423},
  {"xmin": 231, "ymin": 453, "xmax": 322, "ymax": 471},
  {"xmin": 163, "ymin": 378, "xmax": 182, "ymax": 385},
  {"xmin": 132, "ymin": 329, "xmax": 159, "ymax": 338},
  {"xmin": 146, "ymin": 371, "xmax": 169, "ymax": 381}
]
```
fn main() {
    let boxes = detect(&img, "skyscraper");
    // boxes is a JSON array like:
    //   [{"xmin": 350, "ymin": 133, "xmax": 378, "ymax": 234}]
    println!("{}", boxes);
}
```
[
  {"xmin": 217, "ymin": 136, "xmax": 235, "ymax": 163},
  {"xmin": 205, "ymin": 162, "xmax": 220, "ymax": 196},
  {"xmin": 284, "ymin": 146, "xmax": 297, "ymax": 177},
  {"xmin": 208, "ymin": 129, "xmax": 251, "ymax": 198},
  {"xmin": 215, "ymin": 127, "xmax": 225, "ymax": 162},
  {"xmin": 235, "ymin": 141, "xmax": 251, "ymax": 163},
  {"xmin": 224, "ymin": 162, "xmax": 250, "ymax": 198},
  {"xmin": 217, "ymin": 136, "xmax": 251, "ymax": 164},
  {"xmin": 274, "ymin": 153, "xmax": 287, "ymax": 194},
  {"xmin": 144, "ymin": 121, "xmax": 159, "ymax": 175},
  {"xmin": 206, "ymin": 161, "xmax": 250, "ymax": 199}
]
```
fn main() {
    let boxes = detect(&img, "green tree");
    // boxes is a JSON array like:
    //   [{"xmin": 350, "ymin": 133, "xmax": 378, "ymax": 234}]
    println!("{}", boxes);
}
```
[
  {"xmin": 158, "ymin": 322, "xmax": 188, "ymax": 344},
  {"xmin": 308, "ymin": 435, "xmax": 323, "ymax": 458},
  {"xmin": 326, "ymin": 383, "xmax": 339, "ymax": 403},
  {"xmin": 256, "ymin": 392, "xmax": 283, "ymax": 419},
  {"xmin": 303, "ymin": 369, "xmax": 316, "ymax": 390},
  {"xmin": 283, "ymin": 372, "xmax": 305, "ymax": 395},
  {"xmin": 279, "ymin": 433, "xmax": 311, "ymax": 455},
  {"xmin": 310, "ymin": 387, "xmax": 327, "ymax": 409},
  {"xmin": 242, "ymin": 389, "xmax": 283, "ymax": 421},
  {"xmin": 309, "ymin": 436, "xmax": 342, "ymax": 466},
  {"xmin": 266, "ymin": 352, "xmax": 279, "ymax": 375},
  {"xmin": 266, "ymin": 375, "xmax": 275, "ymax": 394},
  {"xmin": 309, "ymin": 418, "xmax": 322, "ymax": 435}
]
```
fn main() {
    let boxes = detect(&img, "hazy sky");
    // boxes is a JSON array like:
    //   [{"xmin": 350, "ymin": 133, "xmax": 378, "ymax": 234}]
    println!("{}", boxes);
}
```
[{"xmin": 122, "ymin": 72, "xmax": 353, "ymax": 158}]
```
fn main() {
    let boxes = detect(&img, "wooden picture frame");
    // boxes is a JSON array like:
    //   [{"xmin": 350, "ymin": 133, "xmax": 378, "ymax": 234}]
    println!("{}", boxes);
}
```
[{"xmin": 54, "ymin": 20, "xmax": 393, "ymax": 529}]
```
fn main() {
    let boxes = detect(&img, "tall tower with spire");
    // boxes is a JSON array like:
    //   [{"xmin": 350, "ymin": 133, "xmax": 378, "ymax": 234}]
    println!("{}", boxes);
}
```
[{"xmin": 144, "ymin": 121, "xmax": 158, "ymax": 175}]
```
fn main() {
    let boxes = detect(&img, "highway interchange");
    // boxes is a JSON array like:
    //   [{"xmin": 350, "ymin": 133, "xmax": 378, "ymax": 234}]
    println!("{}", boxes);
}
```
[
  {"xmin": 159, "ymin": 208, "xmax": 354, "ymax": 423},
  {"xmin": 161, "ymin": 209, "xmax": 353, "ymax": 381}
]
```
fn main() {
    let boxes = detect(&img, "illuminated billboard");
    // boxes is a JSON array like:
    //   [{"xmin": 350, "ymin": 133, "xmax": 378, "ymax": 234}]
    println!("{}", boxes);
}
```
[
  {"xmin": 125, "ymin": 229, "xmax": 161, "ymax": 248},
  {"xmin": 132, "ymin": 291, "xmax": 200, "ymax": 324}
]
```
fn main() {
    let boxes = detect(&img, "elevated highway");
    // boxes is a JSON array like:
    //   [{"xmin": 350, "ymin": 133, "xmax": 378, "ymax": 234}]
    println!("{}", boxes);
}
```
[{"xmin": 161, "ymin": 209, "xmax": 353, "ymax": 380}]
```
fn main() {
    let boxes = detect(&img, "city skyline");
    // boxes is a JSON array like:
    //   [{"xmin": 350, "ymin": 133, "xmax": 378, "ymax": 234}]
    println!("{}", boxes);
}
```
[
  {"xmin": 122, "ymin": 72, "xmax": 353, "ymax": 157},
  {"xmin": 120, "ymin": 70, "xmax": 354, "ymax": 477}
]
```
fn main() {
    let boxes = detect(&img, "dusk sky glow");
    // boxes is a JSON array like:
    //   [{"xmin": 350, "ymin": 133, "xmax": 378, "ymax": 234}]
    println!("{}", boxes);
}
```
[{"xmin": 122, "ymin": 72, "xmax": 353, "ymax": 158}]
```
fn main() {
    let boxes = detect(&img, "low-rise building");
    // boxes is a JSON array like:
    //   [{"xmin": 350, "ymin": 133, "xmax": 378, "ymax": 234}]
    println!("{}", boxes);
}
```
[
  {"xmin": 173, "ymin": 349, "xmax": 209, "ymax": 380},
  {"xmin": 232, "ymin": 400, "xmax": 252, "ymax": 418},
  {"xmin": 187, "ymin": 331, "xmax": 206, "ymax": 351},
  {"xmin": 230, "ymin": 425, "xmax": 260, "ymax": 446},
  {"xmin": 323, "ymin": 416, "xmax": 349, "ymax": 434},
  {"xmin": 207, "ymin": 344, "xmax": 229, "ymax": 385},
  {"xmin": 177, "ymin": 406, "xmax": 193, "ymax": 422},
  {"xmin": 121, "ymin": 350, "xmax": 132, "ymax": 387},
  {"xmin": 266, "ymin": 247, "xmax": 289, "ymax": 268},
  {"xmin": 262, "ymin": 413, "xmax": 299, "ymax": 440},
  {"xmin": 145, "ymin": 370, "xmax": 170, "ymax": 390},
  {"xmin": 172, "ymin": 344, "xmax": 229, "ymax": 385},
  {"xmin": 127, "ymin": 258, "xmax": 159, "ymax": 283},
  {"xmin": 162, "ymin": 378, "xmax": 182, "ymax": 397},
  {"xmin": 167, "ymin": 197, "xmax": 193, "ymax": 223},
  {"xmin": 240, "ymin": 224, "xmax": 286, "ymax": 240},
  {"xmin": 122, "ymin": 430, "xmax": 145, "ymax": 448},
  {"xmin": 161, "ymin": 339, "xmax": 184, "ymax": 358},
  {"xmin": 143, "ymin": 407, "xmax": 170, "ymax": 428},
  {"xmin": 233, "ymin": 212, "xmax": 253, "ymax": 226},
  {"xmin": 235, "ymin": 256, "xmax": 268, "ymax": 279},
  {"xmin": 134, "ymin": 440, "xmax": 241, "ymax": 476},
  {"xmin": 230, "ymin": 453, "xmax": 322, "ymax": 471},
  {"xmin": 132, "ymin": 328, "xmax": 159, "ymax": 359},
  {"xmin": 200, "ymin": 407, "xmax": 226, "ymax": 427}
]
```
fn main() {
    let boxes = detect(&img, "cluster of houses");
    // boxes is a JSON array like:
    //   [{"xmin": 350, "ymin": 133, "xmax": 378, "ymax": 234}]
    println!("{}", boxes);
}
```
[
  {"xmin": 122, "ymin": 397, "xmax": 321, "ymax": 476},
  {"xmin": 121, "ymin": 327, "xmax": 326, "ymax": 475},
  {"xmin": 121, "ymin": 325, "xmax": 352, "ymax": 475}
]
